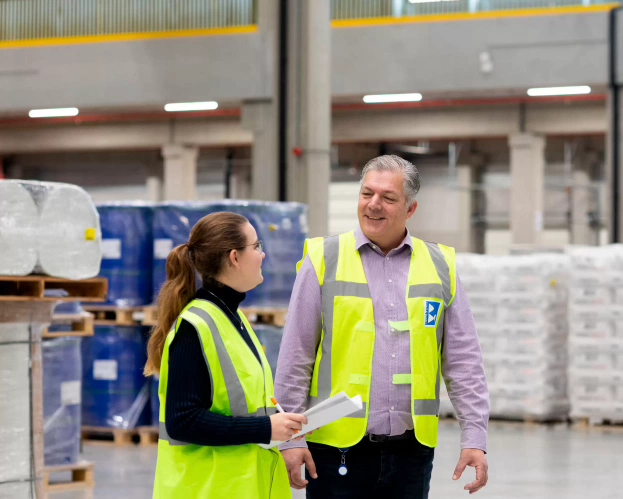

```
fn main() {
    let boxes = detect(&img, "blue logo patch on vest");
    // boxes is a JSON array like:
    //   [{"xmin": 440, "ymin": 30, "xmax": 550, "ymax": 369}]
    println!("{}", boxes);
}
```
[{"xmin": 424, "ymin": 300, "xmax": 441, "ymax": 328}]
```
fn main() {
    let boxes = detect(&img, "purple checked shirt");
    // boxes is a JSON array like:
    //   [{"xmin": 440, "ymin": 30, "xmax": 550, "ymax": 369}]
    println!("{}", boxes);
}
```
[{"xmin": 274, "ymin": 227, "xmax": 490, "ymax": 452}]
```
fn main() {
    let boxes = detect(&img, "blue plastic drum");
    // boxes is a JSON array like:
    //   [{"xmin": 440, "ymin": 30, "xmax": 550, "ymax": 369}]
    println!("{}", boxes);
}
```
[
  {"xmin": 152, "ymin": 202, "xmax": 223, "ymax": 301},
  {"xmin": 152, "ymin": 201, "xmax": 308, "ymax": 307},
  {"xmin": 96, "ymin": 202, "xmax": 154, "ymax": 307},
  {"xmin": 81, "ymin": 326, "xmax": 150, "ymax": 428}
]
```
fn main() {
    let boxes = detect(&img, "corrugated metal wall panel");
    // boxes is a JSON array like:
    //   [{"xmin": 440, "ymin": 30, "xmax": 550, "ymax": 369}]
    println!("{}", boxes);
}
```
[
  {"xmin": 331, "ymin": 0, "xmax": 617, "ymax": 20},
  {"xmin": 0, "ymin": 0, "xmax": 255, "ymax": 42}
]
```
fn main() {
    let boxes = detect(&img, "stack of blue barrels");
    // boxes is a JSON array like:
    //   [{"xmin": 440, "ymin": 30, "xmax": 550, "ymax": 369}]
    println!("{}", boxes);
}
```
[
  {"xmin": 43, "ymin": 338, "xmax": 82, "ymax": 466},
  {"xmin": 152, "ymin": 201, "xmax": 308, "ymax": 307},
  {"xmin": 81, "ymin": 326, "xmax": 150, "ymax": 429},
  {"xmin": 79, "ymin": 203, "xmax": 154, "ymax": 429},
  {"xmin": 96, "ymin": 202, "xmax": 154, "ymax": 307},
  {"xmin": 81, "ymin": 200, "xmax": 306, "ymax": 430},
  {"xmin": 152, "ymin": 202, "xmax": 222, "ymax": 302}
]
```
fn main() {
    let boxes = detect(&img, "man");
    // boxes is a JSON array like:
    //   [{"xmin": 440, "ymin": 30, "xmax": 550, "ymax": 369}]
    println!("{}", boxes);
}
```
[{"xmin": 274, "ymin": 155, "xmax": 489, "ymax": 498}]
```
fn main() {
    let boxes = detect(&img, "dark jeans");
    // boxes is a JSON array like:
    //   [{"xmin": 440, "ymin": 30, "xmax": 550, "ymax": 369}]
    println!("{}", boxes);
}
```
[{"xmin": 305, "ymin": 434, "xmax": 434, "ymax": 499}]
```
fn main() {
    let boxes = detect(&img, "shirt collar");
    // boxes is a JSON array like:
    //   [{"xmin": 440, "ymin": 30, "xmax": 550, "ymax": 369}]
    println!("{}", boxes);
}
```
[{"xmin": 354, "ymin": 227, "xmax": 414, "ymax": 252}]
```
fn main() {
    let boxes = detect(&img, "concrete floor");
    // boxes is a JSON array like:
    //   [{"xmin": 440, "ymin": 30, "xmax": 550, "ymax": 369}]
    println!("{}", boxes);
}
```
[{"xmin": 53, "ymin": 421, "xmax": 623, "ymax": 499}]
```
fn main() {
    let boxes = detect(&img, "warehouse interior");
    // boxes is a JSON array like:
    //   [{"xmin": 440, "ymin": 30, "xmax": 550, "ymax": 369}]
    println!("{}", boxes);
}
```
[{"xmin": 1, "ymin": 1, "xmax": 623, "ymax": 498}]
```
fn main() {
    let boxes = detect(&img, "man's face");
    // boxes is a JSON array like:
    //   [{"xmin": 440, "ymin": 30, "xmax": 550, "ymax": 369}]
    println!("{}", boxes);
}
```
[{"xmin": 358, "ymin": 170, "xmax": 418, "ymax": 246}]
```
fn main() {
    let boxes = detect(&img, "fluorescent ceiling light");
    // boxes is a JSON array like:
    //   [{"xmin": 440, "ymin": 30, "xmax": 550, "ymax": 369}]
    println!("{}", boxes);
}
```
[
  {"xmin": 164, "ymin": 101, "xmax": 218, "ymax": 112},
  {"xmin": 527, "ymin": 86, "xmax": 591, "ymax": 97},
  {"xmin": 363, "ymin": 93, "xmax": 423, "ymax": 104},
  {"xmin": 29, "ymin": 107, "xmax": 79, "ymax": 118}
]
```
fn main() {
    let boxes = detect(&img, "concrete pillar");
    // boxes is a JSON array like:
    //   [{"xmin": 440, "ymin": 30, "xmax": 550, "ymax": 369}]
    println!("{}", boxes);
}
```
[
  {"xmin": 509, "ymin": 133, "xmax": 546, "ymax": 245},
  {"xmin": 242, "ymin": 101, "xmax": 278, "ymax": 201},
  {"xmin": 230, "ymin": 162, "xmax": 252, "ymax": 200},
  {"xmin": 145, "ymin": 159, "xmax": 163, "ymax": 202},
  {"xmin": 456, "ymin": 164, "xmax": 484, "ymax": 253},
  {"xmin": 287, "ymin": 0, "xmax": 332, "ymax": 237},
  {"xmin": 570, "ymin": 166, "xmax": 599, "ymax": 245},
  {"xmin": 146, "ymin": 176, "xmax": 163, "ymax": 202},
  {"xmin": 161, "ymin": 145, "xmax": 199, "ymax": 201}
]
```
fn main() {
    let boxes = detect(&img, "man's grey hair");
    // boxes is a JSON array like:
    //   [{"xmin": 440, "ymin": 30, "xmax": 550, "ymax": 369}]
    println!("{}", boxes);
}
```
[{"xmin": 360, "ymin": 155, "xmax": 421, "ymax": 206}]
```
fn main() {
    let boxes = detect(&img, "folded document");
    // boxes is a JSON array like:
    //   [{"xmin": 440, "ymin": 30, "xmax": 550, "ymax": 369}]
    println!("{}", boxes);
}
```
[{"xmin": 259, "ymin": 392, "xmax": 363, "ymax": 450}]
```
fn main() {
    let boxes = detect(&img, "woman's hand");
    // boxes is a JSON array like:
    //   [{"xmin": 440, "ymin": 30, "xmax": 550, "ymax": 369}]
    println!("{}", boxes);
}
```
[{"xmin": 270, "ymin": 413, "xmax": 308, "ymax": 441}]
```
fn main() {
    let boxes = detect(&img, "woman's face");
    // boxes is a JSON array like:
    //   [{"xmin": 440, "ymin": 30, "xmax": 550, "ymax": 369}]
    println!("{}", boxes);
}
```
[{"xmin": 233, "ymin": 222, "xmax": 265, "ymax": 292}]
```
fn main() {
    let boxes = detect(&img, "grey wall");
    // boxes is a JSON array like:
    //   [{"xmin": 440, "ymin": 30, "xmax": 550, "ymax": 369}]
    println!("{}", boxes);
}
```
[
  {"xmin": 0, "ymin": 11, "xmax": 614, "ymax": 112},
  {"xmin": 0, "ymin": 32, "xmax": 272, "ymax": 112},
  {"xmin": 332, "ymin": 12, "xmax": 610, "ymax": 96}
]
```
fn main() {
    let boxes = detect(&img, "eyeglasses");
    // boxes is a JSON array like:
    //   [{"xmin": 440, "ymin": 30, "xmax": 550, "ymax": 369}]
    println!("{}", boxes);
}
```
[{"xmin": 230, "ymin": 240, "xmax": 263, "ymax": 253}]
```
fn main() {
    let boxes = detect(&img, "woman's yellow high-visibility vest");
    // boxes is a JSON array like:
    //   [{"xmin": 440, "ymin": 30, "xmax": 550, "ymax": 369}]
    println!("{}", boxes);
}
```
[
  {"xmin": 302, "ymin": 231, "xmax": 456, "ymax": 449},
  {"xmin": 153, "ymin": 299, "xmax": 291, "ymax": 499}
]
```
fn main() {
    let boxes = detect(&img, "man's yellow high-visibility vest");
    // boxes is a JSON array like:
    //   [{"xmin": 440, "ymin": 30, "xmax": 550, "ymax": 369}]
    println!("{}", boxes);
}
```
[
  {"xmin": 302, "ymin": 231, "xmax": 457, "ymax": 449},
  {"xmin": 153, "ymin": 299, "xmax": 291, "ymax": 499}
]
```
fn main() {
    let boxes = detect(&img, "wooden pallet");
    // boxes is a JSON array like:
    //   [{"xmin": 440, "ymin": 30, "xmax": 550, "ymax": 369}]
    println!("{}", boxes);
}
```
[
  {"xmin": 138, "ymin": 305, "xmax": 158, "ymax": 327},
  {"xmin": 572, "ymin": 417, "xmax": 623, "ymax": 432},
  {"xmin": 43, "ymin": 312, "xmax": 95, "ymax": 338},
  {"xmin": 494, "ymin": 416, "xmax": 567, "ymax": 425},
  {"xmin": 44, "ymin": 461, "xmax": 95, "ymax": 495},
  {"xmin": 241, "ymin": 307, "xmax": 288, "ymax": 327},
  {"xmin": 0, "ymin": 276, "xmax": 107, "ymax": 302},
  {"xmin": 137, "ymin": 426, "xmax": 159, "ymax": 446},
  {"xmin": 82, "ymin": 305, "xmax": 141, "ymax": 326},
  {"xmin": 81, "ymin": 426, "xmax": 139, "ymax": 446},
  {"xmin": 139, "ymin": 305, "xmax": 288, "ymax": 327}
]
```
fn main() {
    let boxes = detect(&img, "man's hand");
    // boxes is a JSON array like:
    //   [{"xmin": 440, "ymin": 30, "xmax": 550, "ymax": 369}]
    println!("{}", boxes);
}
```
[
  {"xmin": 453, "ymin": 448, "xmax": 488, "ymax": 494},
  {"xmin": 281, "ymin": 448, "xmax": 318, "ymax": 490}
]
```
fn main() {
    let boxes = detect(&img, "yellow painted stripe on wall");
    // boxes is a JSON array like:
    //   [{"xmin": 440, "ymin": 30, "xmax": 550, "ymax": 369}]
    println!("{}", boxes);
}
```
[
  {"xmin": 0, "ymin": 25, "xmax": 258, "ymax": 50},
  {"xmin": 332, "ymin": 4, "xmax": 620, "ymax": 29}
]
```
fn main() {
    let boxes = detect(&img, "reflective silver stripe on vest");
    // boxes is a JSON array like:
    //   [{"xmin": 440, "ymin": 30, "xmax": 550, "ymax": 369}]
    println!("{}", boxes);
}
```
[
  {"xmin": 424, "ymin": 242, "xmax": 452, "ymax": 307},
  {"xmin": 413, "ymin": 358, "xmax": 442, "ymax": 417},
  {"xmin": 159, "ymin": 422, "xmax": 189, "ymax": 446},
  {"xmin": 413, "ymin": 399, "xmax": 441, "ymax": 417},
  {"xmin": 181, "ymin": 319, "xmax": 215, "ymax": 410},
  {"xmin": 436, "ymin": 308, "xmax": 445, "ymax": 352},
  {"xmin": 323, "ymin": 281, "xmax": 372, "ymax": 299},
  {"xmin": 408, "ymin": 283, "xmax": 443, "ymax": 300},
  {"xmin": 314, "ymin": 236, "xmax": 338, "ymax": 404},
  {"xmin": 188, "ymin": 306, "xmax": 262, "ymax": 418}
]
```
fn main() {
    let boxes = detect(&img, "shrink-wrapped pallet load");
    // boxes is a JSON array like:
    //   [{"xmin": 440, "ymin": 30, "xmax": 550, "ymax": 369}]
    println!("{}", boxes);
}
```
[
  {"xmin": 566, "ymin": 245, "xmax": 623, "ymax": 423},
  {"xmin": 0, "ymin": 180, "xmax": 102, "ymax": 279},
  {"xmin": 0, "ymin": 317, "xmax": 46, "ymax": 499},
  {"xmin": 0, "ymin": 181, "xmax": 39, "ymax": 276},
  {"xmin": 458, "ymin": 252, "xmax": 570, "ymax": 420}
]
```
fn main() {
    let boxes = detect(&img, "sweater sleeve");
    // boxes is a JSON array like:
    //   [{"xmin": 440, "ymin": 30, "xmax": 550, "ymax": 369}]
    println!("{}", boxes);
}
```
[{"xmin": 164, "ymin": 318, "xmax": 273, "ymax": 446}]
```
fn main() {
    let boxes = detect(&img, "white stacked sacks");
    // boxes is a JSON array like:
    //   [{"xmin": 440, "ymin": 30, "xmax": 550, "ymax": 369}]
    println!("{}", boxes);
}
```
[
  {"xmin": 457, "ymin": 253, "xmax": 570, "ymax": 420},
  {"xmin": 567, "ymin": 246, "xmax": 623, "ymax": 423}
]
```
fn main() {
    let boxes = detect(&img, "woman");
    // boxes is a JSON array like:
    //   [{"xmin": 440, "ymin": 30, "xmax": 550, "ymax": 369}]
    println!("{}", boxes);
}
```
[{"xmin": 145, "ymin": 212, "xmax": 305, "ymax": 498}]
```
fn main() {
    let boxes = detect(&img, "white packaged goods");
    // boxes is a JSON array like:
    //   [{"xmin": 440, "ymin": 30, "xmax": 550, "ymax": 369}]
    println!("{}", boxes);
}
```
[
  {"xmin": 0, "ymin": 180, "xmax": 102, "ymax": 279},
  {"xmin": 0, "ymin": 181, "xmax": 39, "ymax": 275},
  {"xmin": 567, "ymin": 245, "xmax": 623, "ymax": 422},
  {"xmin": 0, "ymin": 322, "xmax": 45, "ymax": 498},
  {"xmin": 457, "ymin": 253, "xmax": 570, "ymax": 420}
]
